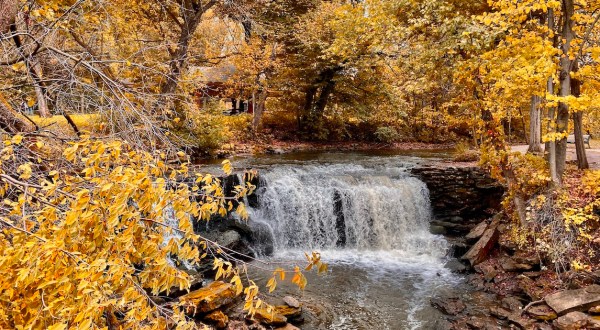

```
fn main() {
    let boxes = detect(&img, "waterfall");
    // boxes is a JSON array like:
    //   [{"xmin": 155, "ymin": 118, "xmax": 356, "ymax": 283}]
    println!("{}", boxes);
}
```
[{"xmin": 248, "ymin": 164, "xmax": 448, "ymax": 258}]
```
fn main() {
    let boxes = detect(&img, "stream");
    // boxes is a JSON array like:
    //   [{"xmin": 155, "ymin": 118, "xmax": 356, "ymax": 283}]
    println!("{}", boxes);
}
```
[{"xmin": 216, "ymin": 151, "xmax": 466, "ymax": 329}]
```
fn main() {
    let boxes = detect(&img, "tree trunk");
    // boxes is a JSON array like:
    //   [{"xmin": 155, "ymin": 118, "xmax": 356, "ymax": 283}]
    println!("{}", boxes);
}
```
[
  {"xmin": 252, "ymin": 90, "xmax": 267, "ymax": 131},
  {"xmin": 571, "ymin": 61, "xmax": 588, "ymax": 169},
  {"xmin": 158, "ymin": 0, "xmax": 215, "ymax": 117},
  {"xmin": 0, "ymin": 0, "xmax": 17, "ymax": 34},
  {"xmin": 528, "ymin": 95, "xmax": 542, "ymax": 153},
  {"xmin": 555, "ymin": 0, "xmax": 574, "ymax": 180},
  {"xmin": 545, "ymin": 8, "xmax": 559, "ymax": 184},
  {"xmin": 0, "ymin": 94, "xmax": 35, "ymax": 133}
]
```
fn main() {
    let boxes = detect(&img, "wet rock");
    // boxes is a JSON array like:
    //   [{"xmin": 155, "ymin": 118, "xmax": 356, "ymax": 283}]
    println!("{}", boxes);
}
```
[
  {"xmin": 445, "ymin": 259, "xmax": 469, "ymax": 273},
  {"xmin": 180, "ymin": 281, "xmax": 241, "ymax": 315},
  {"xmin": 204, "ymin": 310, "xmax": 229, "ymax": 329},
  {"xmin": 433, "ymin": 318, "xmax": 454, "ymax": 330},
  {"xmin": 545, "ymin": 285, "xmax": 600, "ymax": 316},
  {"xmin": 430, "ymin": 225, "xmax": 448, "ymax": 235},
  {"xmin": 431, "ymin": 296, "xmax": 466, "ymax": 316},
  {"xmin": 554, "ymin": 311, "xmax": 591, "ymax": 330},
  {"xmin": 282, "ymin": 296, "xmax": 301, "ymax": 309},
  {"xmin": 501, "ymin": 296, "xmax": 523, "ymax": 312},
  {"xmin": 465, "ymin": 221, "xmax": 489, "ymax": 242},
  {"xmin": 216, "ymin": 230, "xmax": 242, "ymax": 249},
  {"xmin": 249, "ymin": 306, "xmax": 287, "ymax": 326},
  {"xmin": 527, "ymin": 304, "xmax": 558, "ymax": 321},
  {"xmin": 462, "ymin": 222, "xmax": 499, "ymax": 266}
]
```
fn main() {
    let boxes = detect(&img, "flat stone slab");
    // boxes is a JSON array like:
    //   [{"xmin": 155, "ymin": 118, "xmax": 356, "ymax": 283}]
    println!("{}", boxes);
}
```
[{"xmin": 545, "ymin": 285, "xmax": 600, "ymax": 316}]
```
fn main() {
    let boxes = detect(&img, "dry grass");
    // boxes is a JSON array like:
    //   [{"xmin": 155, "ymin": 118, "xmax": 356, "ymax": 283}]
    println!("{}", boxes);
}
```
[{"xmin": 30, "ymin": 114, "xmax": 101, "ymax": 137}]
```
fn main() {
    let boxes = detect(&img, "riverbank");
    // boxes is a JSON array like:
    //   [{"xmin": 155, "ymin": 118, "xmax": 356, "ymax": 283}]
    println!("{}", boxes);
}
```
[
  {"xmin": 211, "ymin": 138, "xmax": 456, "ymax": 159},
  {"xmin": 435, "ymin": 211, "xmax": 600, "ymax": 330}
]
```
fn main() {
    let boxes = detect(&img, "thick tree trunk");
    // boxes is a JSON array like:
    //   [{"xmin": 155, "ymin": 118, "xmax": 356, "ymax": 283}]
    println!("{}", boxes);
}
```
[
  {"xmin": 571, "ymin": 62, "xmax": 588, "ymax": 169},
  {"xmin": 158, "ymin": 0, "xmax": 215, "ymax": 117},
  {"xmin": 528, "ymin": 95, "xmax": 542, "ymax": 153},
  {"xmin": 555, "ymin": 0, "xmax": 574, "ymax": 180},
  {"xmin": 252, "ymin": 90, "xmax": 267, "ymax": 131}
]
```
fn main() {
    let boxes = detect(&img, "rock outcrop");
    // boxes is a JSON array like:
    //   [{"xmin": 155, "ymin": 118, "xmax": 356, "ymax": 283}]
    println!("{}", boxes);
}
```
[
  {"xmin": 411, "ymin": 165, "xmax": 504, "ymax": 234},
  {"xmin": 545, "ymin": 285, "xmax": 600, "ymax": 316}
]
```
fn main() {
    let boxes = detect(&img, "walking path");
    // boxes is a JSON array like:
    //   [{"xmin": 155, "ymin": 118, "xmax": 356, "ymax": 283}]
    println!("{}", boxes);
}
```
[{"xmin": 510, "ymin": 144, "xmax": 600, "ymax": 169}]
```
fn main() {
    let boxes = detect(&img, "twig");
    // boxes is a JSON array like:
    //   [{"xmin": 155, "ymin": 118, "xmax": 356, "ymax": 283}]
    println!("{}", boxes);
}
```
[
  {"xmin": 521, "ymin": 299, "xmax": 545, "ymax": 315},
  {"xmin": 0, "ymin": 174, "xmax": 76, "ymax": 199}
]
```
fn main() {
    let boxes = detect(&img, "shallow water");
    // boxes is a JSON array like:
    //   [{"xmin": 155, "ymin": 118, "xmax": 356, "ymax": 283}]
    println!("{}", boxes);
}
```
[{"xmin": 234, "ymin": 151, "xmax": 464, "ymax": 330}]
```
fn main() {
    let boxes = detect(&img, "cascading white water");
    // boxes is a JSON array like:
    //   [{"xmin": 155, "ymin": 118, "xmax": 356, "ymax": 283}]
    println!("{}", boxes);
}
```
[{"xmin": 248, "ymin": 164, "xmax": 448, "ymax": 258}]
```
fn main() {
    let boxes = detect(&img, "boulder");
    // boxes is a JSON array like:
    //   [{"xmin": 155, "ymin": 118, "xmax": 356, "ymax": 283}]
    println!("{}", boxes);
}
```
[
  {"xmin": 180, "ymin": 281, "xmax": 241, "ymax": 315},
  {"xmin": 589, "ymin": 305, "xmax": 600, "ymax": 314},
  {"xmin": 545, "ymin": 285, "xmax": 600, "ymax": 315},
  {"xmin": 554, "ymin": 312, "xmax": 591, "ymax": 330},
  {"xmin": 274, "ymin": 305, "xmax": 302, "ymax": 320},
  {"xmin": 249, "ymin": 306, "xmax": 287, "ymax": 326},
  {"xmin": 462, "ymin": 222, "xmax": 499, "ymax": 266},
  {"xmin": 431, "ymin": 297, "xmax": 466, "ymax": 316},
  {"xmin": 445, "ymin": 259, "xmax": 469, "ymax": 273},
  {"xmin": 499, "ymin": 257, "xmax": 533, "ymax": 272},
  {"xmin": 465, "ymin": 221, "xmax": 488, "ymax": 242},
  {"xmin": 527, "ymin": 304, "xmax": 558, "ymax": 321},
  {"xmin": 282, "ymin": 296, "xmax": 301, "ymax": 309},
  {"xmin": 275, "ymin": 324, "xmax": 300, "ymax": 330},
  {"xmin": 204, "ymin": 310, "xmax": 229, "ymax": 329},
  {"xmin": 430, "ymin": 225, "xmax": 447, "ymax": 235},
  {"xmin": 217, "ymin": 230, "xmax": 242, "ymax": 248}
]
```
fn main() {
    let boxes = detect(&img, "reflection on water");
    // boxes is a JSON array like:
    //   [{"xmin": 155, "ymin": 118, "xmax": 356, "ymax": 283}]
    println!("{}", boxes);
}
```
[{"xmin": 251, "ymin": 250, "xmax": 463, "ymax": 330}]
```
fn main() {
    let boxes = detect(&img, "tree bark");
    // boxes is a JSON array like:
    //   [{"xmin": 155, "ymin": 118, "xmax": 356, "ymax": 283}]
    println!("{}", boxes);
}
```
[
  {"xmin": 528, "ymin": 95, "xmax": 542, "ymax": 153},
  {"xmin": 545, "ymin": 8, "xmax": 559, "ymax": 184},
  {"xmin": 0, "ymin": 0, "xmax": 17, "ymax": 34},
  {"xmin": 0, "ymin": 94, "xmax": 35, "ymax": 134},
  {"xmin": 555, "ymin": 0, "xmax": 574, "ymax": 180},
  {"xmin": 571, "ymin": 61, "xmax": 588, "ymax": 169},
  {"xmin": 158, "ymin": 0, "xmax": 216, "ymax": 117}
]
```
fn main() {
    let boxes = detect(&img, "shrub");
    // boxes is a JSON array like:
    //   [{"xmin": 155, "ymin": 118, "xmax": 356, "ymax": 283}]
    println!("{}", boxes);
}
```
[{"xmin": 374, "ymin": 126, "xmax": 400, "ymax": 143}]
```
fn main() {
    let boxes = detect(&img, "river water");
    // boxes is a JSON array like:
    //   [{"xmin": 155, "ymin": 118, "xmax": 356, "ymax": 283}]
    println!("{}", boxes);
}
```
[{"xmin": 213, "ymin": 151, "xmax": 465, "ymax": 330}]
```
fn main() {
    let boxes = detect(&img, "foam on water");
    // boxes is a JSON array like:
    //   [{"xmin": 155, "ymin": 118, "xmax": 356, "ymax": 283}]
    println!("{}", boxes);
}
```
[{"xmin": 247, "ymin": 163, "xmax": 458, "ymax": 329}]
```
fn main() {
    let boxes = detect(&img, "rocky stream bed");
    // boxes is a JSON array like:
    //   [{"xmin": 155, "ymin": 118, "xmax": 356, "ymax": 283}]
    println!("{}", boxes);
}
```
[{"xmin": 155, "ymin": 152, "xmax": 600, "ymax": 330}]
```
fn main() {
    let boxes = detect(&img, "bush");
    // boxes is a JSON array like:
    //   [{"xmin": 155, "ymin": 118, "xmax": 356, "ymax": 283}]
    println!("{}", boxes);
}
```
[
  {"xmin": 374, "ymin": 126, "xmax": 400, "ymax": 143},
  {"xmin": 453, "ymin": 141, "xmax": 479, "ymax": 162}
]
